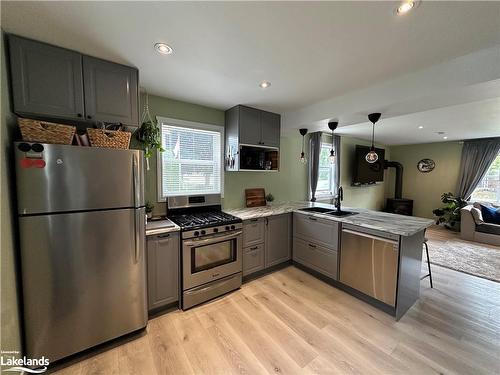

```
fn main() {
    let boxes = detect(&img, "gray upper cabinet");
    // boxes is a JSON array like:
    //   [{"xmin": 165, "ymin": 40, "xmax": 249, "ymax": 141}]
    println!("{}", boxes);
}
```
[
  {"xmin": 239, "ymin": 106, "xmax": 261, "ymax": 145},
  {"xmin": 260, "ymin": 111, "xmax": 280, "ymax": 148},
  {"xmin": 225, "ymin": 105, "xmax": 281, "ymax": 148},
  {"xmin": 265, "ymin": 214, "xmax": 291, "ymax": 267},
  {"xmin": 8, "ymin": 34, "xmax": 139, "ymax": 126},
  {"xmin": 83, "ymin": 56, "xmax": 138, "ymax": 126},
  {"xmin": 9, "ymin": 35, "xmax": 85, "ymax": 120},
  {"xmin": 147, "ymin": 232, "xmax": 179, "ymax": 312}
]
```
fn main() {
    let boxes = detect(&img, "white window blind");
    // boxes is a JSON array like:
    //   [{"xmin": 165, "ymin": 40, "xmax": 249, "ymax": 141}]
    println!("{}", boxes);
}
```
[
  {"xmin": 159, "ymin": 122, "xmax": 222, "ymax": 198},
  {"xmin": 316, "ymin": 143, "xmax": 335, "ymax": 196}
]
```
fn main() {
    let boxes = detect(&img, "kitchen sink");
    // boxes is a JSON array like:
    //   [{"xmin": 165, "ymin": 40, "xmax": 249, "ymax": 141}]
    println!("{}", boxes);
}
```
[
  {"xmin": 326, "ymin": 210, "xmax": 358, "ymax": 217},
  {"xmin": 298, "ymin": 207, "xmax": 335, "ymax": 213}
]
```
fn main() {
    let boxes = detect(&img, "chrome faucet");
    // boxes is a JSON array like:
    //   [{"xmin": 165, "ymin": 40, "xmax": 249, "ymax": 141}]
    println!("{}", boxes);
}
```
[{"xmin": 335, "ymin": 186, "xmax": 343, "ymax": 212}]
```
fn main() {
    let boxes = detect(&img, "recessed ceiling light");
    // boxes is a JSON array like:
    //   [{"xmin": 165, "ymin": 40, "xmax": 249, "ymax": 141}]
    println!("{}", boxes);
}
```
[
  {"xmin": 418, "ymin": 126, "xmax": 424, "ymax": 129},
  {"xmin": 259, "ymin": 81, "xmax": 271, "ymax": 89},
  {"xmin": 154, "ymin": 43, "xmax": 173, "ymax": 55},
  {"xmin": 443, "ymin": 136, "xmax": 448, "ymax": 140},
  {"xmin": 396, "ymin": 1, "xmax": 415, "ymax": 15}
]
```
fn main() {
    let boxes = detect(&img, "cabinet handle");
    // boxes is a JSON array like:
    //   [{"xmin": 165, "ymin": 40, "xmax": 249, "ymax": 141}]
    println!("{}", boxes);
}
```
[
  {"xmin": 87, "ymin": 115, "xmax": 92, "ymax": 119},
  {"xmin": 249, "ymin": 246, "xmax": 258, "ymax": 250},
  {"xmin": 308, "ymin": 243, "xmax": 317, "ymax": 248},
  {"xmin": 77, "ymin": 113, "xmax": 82, "ymax": 117},
  {"xmin": 308, "ymin": 217, "xmax": 317, "ymax": 221},
  {"xmin": 250, "ymin": 218, "xmax": 259, "ymax": 222},
  {"xmin": 157, "ymin": 233, "xmax": 170, "ymax": 239}
]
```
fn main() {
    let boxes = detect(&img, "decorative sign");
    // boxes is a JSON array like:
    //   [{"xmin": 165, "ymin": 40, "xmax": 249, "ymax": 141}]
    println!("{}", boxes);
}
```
[{"xmin": 417, "ymin": 158, "xmax": 435, "ymax": 173}]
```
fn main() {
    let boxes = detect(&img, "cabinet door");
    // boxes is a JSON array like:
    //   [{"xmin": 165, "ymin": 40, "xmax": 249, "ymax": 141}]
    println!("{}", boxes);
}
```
[
  {"xmin": 260, "ymin": 111, "xmax": 280, "ymax": 148},
  {"xmin": 147, "ymin": 232, "xmax": 179, "ymax": 311},
  {"xmin": 9, "ymin": 35, "xmax": 84, "ymax": 120},
  {"xmin": 83, "ymin": 56, "xmax": 138, "ymax": 126},
  {"xmin": 242, "ymin": 218, "xmax": 266, "ymax": 247},
  {"xmin": 266, "ymin": 214, "xmax": 291, "ymax": 267},
  {"xmin": 293, "ymin": 213, "xmax": 339, "ymax": 250},
  {"xmin": 239, "ymin": 106, "xmax": 261, "ymax": 145},
  {"xmin": 293, "ymin": 237, "xmax": 338, "ymax": 280},
  {"xmin": 243, "ymin": 244, "xmax": 265, "ymax": 276}
]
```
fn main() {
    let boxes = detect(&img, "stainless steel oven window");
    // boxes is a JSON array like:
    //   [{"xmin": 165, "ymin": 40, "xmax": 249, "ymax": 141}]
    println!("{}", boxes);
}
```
[{"xmin": 191, "ymin": 238, "xmax": 237, "ymax": 273}]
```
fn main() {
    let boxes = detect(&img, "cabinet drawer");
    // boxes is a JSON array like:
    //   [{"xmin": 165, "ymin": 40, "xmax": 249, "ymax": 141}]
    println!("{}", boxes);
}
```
[
  {"xmin": 243, "ymin": 244, "xmax": 265, "ymax": 276},
  {"xmin": 293, "ymin": 237, "xmax": 337, "ymax": 280},
  {"xmin": 293, "ymin": 213, "xmax": 339, "ymax": 250},
  {"xmin": 243, "ymin": 218, "xmax": 266, "ymax": 247}
]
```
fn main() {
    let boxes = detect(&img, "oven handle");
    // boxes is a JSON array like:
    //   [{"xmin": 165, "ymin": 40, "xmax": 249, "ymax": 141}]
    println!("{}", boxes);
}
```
[{"xmin": 184, "ymin": 230, "xmax": 242, "ymax": 247}]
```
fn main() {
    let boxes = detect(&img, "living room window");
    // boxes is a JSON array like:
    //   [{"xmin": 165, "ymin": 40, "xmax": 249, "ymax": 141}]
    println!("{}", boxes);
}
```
[
  {"xmin": 157, "ymin": 117, "xmax": 223, "ymax": 200},
  {"xmin": 470, "ymin": 151, "xmax": 500, "ymax": 204}
]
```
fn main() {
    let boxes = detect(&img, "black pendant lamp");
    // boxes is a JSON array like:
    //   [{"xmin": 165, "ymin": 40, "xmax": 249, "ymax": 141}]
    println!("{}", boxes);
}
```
[
  {"xmin": 299, "ymin": 128, "xmax": 308, "ymax": 164},
  {"xmin": 328, "ymin": 121, "xmax": 338, "ymax": 164},
  {"xmin": 366, "ymin": 113, "xmax": 381, "ymax": 164}
]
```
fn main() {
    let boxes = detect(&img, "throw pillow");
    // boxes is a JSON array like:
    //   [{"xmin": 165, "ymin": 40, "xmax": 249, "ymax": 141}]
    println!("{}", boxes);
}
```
[
  {"xmin": 470, "ymin": 207, "xmax": 484, "ymax": 224},
  {"xmin": 479, "ymin": 204, "xmax": 500, "ymax": 225}
]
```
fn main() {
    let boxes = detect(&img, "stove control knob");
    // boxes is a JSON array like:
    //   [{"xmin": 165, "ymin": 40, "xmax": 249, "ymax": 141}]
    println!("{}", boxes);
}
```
[
  {"xmin": 230, "ymin": 225, "xmax": 235, "ymax": 230},
  {"xmin": 194, "ymin": 231, "xmax": 200, "ymax": 237},
  {"xmin": 213, "ymin": 228, "xmax": 219, "ymax": 233},
  {"xmin": 225, "ymin": 226, "xmax": 230, "ymax": 231},
  {"xmin": 201, "ymin": 230, "xmax": 206, "ymax": 235}
]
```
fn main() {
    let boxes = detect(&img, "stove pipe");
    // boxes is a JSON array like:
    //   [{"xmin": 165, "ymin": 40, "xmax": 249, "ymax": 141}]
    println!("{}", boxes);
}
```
[{"xmin": 384, "ymin": 160, "xmax": 403, "ymax": 199}]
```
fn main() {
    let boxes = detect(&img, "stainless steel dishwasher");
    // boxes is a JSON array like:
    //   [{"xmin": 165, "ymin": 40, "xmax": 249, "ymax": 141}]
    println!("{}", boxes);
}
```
[{"xmin": 339, "ymin": 224, "xmax": 399, "ymax": 307}]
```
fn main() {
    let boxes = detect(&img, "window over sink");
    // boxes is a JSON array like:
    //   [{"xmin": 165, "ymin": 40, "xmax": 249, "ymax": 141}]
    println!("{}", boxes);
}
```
[{"xmin": 157, "ymin": 117, "xmax": 224, "ymax": 200}]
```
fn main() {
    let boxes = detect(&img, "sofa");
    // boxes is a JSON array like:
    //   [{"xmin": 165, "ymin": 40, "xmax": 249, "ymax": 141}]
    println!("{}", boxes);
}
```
[{"xmin": 461, "ymin": 204, "xmax": 500, "ymax": 246}]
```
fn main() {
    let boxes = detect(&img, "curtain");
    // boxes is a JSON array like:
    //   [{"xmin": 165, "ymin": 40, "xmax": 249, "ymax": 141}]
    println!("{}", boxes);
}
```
[
  {"xmin": 456, "ymin": 137, "xmax": 500, "ymax": 200},
  {"xmin": 333, "ymin": 134, "xmax": 341, "ymax": 194},
  {"xmin": 309, "ymin": 132, "xmax": 322, "ymax": 201}
]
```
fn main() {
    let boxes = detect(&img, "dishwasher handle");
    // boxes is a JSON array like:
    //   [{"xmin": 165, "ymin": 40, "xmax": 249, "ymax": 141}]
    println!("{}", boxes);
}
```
[{"xmin": 342, "ymin": 228, "xmax": 399, "ymax": 246}]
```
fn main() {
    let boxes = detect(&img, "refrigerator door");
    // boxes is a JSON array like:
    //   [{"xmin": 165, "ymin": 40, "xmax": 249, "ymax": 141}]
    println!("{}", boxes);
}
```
[
  {"xmin": 19, "ymin": 207, "xmax": 147, "ymax": 361},
  {"xmin": 15, "ymin": 143, "xmax": 145, "ymax": 214}
]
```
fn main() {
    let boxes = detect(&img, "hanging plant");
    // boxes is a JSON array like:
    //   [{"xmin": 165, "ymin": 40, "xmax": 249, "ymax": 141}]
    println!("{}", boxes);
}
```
[{"xmin": 135, "ymin": 91, "xmax": 164, "ymax": 170}]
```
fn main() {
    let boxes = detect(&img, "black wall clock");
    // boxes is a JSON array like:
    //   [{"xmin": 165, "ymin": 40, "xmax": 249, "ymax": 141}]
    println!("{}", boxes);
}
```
[{"xmin": 417, "ymin": 158, "xmax": 435, "ymax": 173}]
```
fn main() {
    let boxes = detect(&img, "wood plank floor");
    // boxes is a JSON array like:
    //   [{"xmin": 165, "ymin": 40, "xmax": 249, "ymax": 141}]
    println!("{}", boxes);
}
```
[{"xmin": 53, "ymin": 258, "xmax": 500, "ymax": 374}]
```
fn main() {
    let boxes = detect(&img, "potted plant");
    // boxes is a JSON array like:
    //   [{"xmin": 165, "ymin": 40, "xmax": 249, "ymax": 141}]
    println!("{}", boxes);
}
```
[
  {"xmin": 145, "ymin": 201, "xmax": 154, "ymax": 220},
  {"xmin": 265, "ymin": 193, "xmax": 275, "ymax": 206},
  {"xmin": 432, "ymin": 192, "xmax": 467, "ymax": 231},
  {"xmin": 135, "ymin": 119, "xmax": 164, "ymax": 168}
]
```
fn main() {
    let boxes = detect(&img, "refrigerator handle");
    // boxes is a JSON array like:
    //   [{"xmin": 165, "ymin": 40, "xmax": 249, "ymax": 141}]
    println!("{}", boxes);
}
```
[
  {"xmin": 132, "ymin": 153, "xmax": 140, "ymax": 207},
  {"xmin": 134, "ymin": 209, "xmax": 143, "ymax": 263}
]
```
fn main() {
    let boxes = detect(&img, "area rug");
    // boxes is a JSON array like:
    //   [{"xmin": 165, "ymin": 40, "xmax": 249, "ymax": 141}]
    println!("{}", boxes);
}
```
[{"xmin": 426, "ymin": 239, "xmax": 500, "ymax": 282}]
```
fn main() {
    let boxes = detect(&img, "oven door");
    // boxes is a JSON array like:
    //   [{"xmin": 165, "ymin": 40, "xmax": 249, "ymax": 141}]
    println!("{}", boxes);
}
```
[{"xmin": 183, "ymin": 230, "xmax": 242, "ymax": 290}]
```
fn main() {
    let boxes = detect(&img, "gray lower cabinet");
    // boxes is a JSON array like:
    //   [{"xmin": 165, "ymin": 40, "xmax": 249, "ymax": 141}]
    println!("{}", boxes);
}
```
[
  {"xmin": 293, "ymin": 237, "xmax": 338, "ymax": 280},
  {"xmin": 146, "ymin": 232, "xmax": 179, "ymax": 311},
  {"xmin": 293, "ymin": 213, "xmax": 339, "ymax": 250},
  {"xmin": 83, "ymin": 56, "xmax": 139, "ymax": 126},
  {"xmin": 242, "ymin": 218, "xmax": 266, "ymax": 247},
  {"xmin": 9, "ymin": 35, "xmax": 85, "ymax": 120},
  {"xmin": 243, "ymin": 243, "xmax": 265, "ymax": 276},
  {"xmin": 265, "ymin": 214, "xmax": 291, "ymax": 267}
]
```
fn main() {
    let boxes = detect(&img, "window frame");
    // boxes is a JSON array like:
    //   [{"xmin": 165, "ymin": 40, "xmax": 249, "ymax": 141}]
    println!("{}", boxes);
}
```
[
  {"xmin": 156, "ymin": 116, "xmax": 225, "ymax": 202},
  {"xmin": 315, "ymin": 142, "xmax": 336, "ymax": 198},
  {"xmin": 470, "ymin": 151, "xmax": 500, "ymax": 204}
]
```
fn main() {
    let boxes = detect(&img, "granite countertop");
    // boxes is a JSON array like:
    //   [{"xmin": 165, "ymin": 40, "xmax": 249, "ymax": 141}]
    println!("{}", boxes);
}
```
[
  {"xmin": 146, "ymin": 218, "xmax": 180, "ymax": 236},
  {"xmin": 225, "ymin": 202, "xmax": 434, "ymax": 237}
]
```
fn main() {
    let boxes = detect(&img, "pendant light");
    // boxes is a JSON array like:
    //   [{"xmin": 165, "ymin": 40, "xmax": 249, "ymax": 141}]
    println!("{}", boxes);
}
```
[
  {"xmin": 299, "ymin": 128, "xmax": 308, "ymax": 164},
  {"xmin": 366, "ymin": 113, "xmax": 381, "ymax": 164},
  {"xmin": 328, "ymin": 121, "xmax": 338, "ymax": 164}
]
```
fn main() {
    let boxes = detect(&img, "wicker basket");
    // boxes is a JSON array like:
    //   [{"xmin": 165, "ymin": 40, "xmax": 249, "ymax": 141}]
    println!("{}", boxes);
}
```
[
  {"xmin": 87, "ymin": 128, "xmax": 131, "ymax": 149},
  {"xmin": 18, "ymin": 118, "xmax": 76, "ymax": 145}
]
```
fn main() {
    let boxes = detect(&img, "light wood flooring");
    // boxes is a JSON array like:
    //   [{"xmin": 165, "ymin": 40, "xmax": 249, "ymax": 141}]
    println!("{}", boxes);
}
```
[{"xmin": 53, "ymin": 259, "xmax": 500, "ymax": 374}]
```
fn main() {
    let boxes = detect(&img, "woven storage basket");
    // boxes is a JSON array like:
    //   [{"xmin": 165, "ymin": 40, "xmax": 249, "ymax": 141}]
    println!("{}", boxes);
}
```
[
  {"xmin": 18, "ymin": 118, "xmax": 76, "ymax": 145},
  {"xmin": 87, "ymin": 128, "xmax": 131, "ymax": 149}
]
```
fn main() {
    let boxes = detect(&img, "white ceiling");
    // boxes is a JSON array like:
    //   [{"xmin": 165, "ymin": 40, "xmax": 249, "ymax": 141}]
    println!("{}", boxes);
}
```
[{"xmin": 2, "ymin": 1, "xmax": 500, "ymax": 145}]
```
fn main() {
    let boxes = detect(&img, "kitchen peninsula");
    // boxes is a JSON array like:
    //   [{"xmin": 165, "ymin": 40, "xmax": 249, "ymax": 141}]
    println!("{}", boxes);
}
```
[{"xmin": 226, "ymin": 202, "xmax": 434, "ymax": 320}]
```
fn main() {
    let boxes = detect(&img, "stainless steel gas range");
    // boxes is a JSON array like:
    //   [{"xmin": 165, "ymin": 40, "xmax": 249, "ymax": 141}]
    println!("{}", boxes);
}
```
[{"xmin": 167, "ymin": 194, "xmax": 243, "ymax": 310}]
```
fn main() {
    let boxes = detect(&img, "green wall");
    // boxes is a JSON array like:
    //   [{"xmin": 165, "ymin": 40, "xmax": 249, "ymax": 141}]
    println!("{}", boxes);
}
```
[
  {"xmin": 388, "ymin": 141, "xmax": 463, "ymax": 218},
  {"xmin": 1, "ymin": 34, "xmax": 22, "ymax": 359}
]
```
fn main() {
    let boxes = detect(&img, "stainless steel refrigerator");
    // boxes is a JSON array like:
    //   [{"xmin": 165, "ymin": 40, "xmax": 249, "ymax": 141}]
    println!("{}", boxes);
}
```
[{"xmin": 14, "ymin": 142, "xmax": 147, "ymax": 362}]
